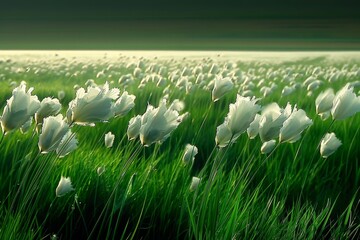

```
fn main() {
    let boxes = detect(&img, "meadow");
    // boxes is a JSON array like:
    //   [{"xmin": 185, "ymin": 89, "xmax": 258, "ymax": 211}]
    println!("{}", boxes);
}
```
[{"xmin": 0, "ymin": 51, "xmax": 359, "ymax": 239}]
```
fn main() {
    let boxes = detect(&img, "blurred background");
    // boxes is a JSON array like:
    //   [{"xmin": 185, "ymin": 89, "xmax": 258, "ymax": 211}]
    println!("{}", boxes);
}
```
[{"xmin": 1, "ymin": 0, "xmax": 359, "ymax": 50}]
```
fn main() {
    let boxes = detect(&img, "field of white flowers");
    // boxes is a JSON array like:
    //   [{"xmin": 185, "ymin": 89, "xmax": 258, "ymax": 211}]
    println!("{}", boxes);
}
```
[{"xmin": 0, "ymin": 51, "xmax": 359, "ymax": 239}]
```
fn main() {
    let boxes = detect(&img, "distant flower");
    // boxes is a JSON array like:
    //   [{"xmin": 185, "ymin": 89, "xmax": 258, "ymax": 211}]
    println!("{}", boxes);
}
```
[
  {"xmin": 56, "ymin": 176, "xmax": 74, "ymax": 197},
  {"xmin": 307, "ymin": 80, "xmax": 322, "ymax": 91},
  {"xmin": 35, "ymin": 97, "xmax": 62, "ymax": 124},
  {"xmin": 58, "ymin": 90, "xmax": 65, "ymax": 101},
  {"xmin": 212, "ymin": 76, "xmax": 234, "ymax": 102},
  {"xmin": 1, "ymin": 83, "xmax": 40, "ymax": 134},
  {"xmin": 104, "ymin": 131, "xmax": 115, "ymax": 148},
  {"xmin": 190, "ymin": 177, "xmax": 201, "ymax": 191},
  {"xmin": 113, "ymin": 91, "xmax": 136, "ymax": 117},
  {"xmin": 261, "ymin": 140, "xmax": 277, "ymax": 154},
  {"xmin": 331, "ymin": 84, "xmax": 360, "ymax": 120},
  {"xmin": 127, "ymin": 115, "xmax": 142, "ymax": 140},
  {"xmin": 169, "ymin": 99, "xmax": 185, "ymax": 112},
  {"xmin": 139, "ymin": 101, "xmax": 181, "ymax": 146},
  {"xmin": 282, "ymin": 86, "xmax": 295, "ymax": 96},
  {"xmin": 320, "ymin": 132, "xmax": 342, "ymax": 158},
  {"xmin": 279, "ymin": 105, "xmax": 312, "ymax": 143},
  {"xmin": 67, "ymin": 82, "xmax": 119, "ymax": 126},
  {"xmin": 315, "ymin": 88, "xmax": 334, "ymax": 120},
  {"xmin": 182, "ymin": 144, "xmax": 198, "ymax": 165},
  {"xmin": 97, "ymin": 166, "xmax": 106, "ymax": 176}
]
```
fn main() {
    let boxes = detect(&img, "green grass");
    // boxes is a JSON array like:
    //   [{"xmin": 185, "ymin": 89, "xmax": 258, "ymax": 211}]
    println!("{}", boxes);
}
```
[{"xmin": 0, "ymin": 52, "xmax": 359, "ymax": 239}]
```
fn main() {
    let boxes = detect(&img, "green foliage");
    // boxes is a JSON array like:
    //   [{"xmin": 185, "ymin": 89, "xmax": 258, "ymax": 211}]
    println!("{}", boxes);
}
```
[{"xmin": 0, "ymin": 52, "xmax": 359, "ymax": 239}]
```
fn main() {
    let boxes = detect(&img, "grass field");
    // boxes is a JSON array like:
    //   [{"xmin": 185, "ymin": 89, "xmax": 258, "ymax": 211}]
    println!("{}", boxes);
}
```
[{"xmin": 0, "ymin": 51, "xmax": 360, "ymax": 239}]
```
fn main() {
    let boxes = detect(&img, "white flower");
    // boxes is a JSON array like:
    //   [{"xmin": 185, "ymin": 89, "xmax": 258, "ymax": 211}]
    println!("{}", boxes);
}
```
[
  {"xmin": 139, "ymin": 101, "xmax": 181, "ymax": 146},
  {"xmin": 331, "ymin": 84, "xmax": 360, "ymax": 120},
  {"xmin": 169, "ymin": 99, "xmax": 185, "ymax": 112},
  {"xmin": 113, "ymin": 91, "xmax": 136, "ymax": 117},
  {"xmin": 182, "ymin": 144, "xmax": 198, "ymax": 165},
  {"xmin": 38, "ymin": 114, "xmax": 70, "ymax": 153},
  {"xmin": 35, "ymin": 97, "xmax": 62, "ymax": 124},
  {"xmin": 20, "ymin": 117, "xmax": 33, "ymax": 134},
  {"xmin": 212, "ymin": 76, "xmax": 234, "ymax": 102},
  {"xmin": 259, "ymin": 103, "xmax": 291, "ymax": 142},
  {"xmin": 104, "ymin": 131, "xmax": 115, "ymax": 148},
  {"xmin": 58, "ymin": 90, "xmax": 65, "ymax": 101},
  {"xmin": 261, "ymin": 140, "xmax": 277, "ymax": 154},
  {"xmin": 315, "ymin": 88, "xmax": 334, "ymax": 119},
  {"xmin": 216, "ymin": 95, "xmax": 261, "ymax": 147},
  {"xmin": 97, "ymin": 166, "xmax": 106, "ymax": 176},
  {"xmin": 282, "ymin": 86, "xmax": 295, "ymax": 96},
  {"xmin": 190, "ymin": 177, "xmax": 201, "ymax": 191},
  {"xmin": 247, "ymin": 114, "xmax": 261, "ymax": 139},
  {"xmin": 56, "ymin": 131, "xmax": 78, "ymax": 158},
  {"xmin": 67, "ymin": 82, "xmax": 119, "ymax": 126},
  {"xmin": 127, "ymin": 115, "xmax": 142, "ymax": 140},
  {"xmin": 177, "ymin": 112, "xmax": 190, "ymax": 123},
  {"xmin": 215, "ymin": 123, "xmax": 233, "ymax": 148},
  {"xmin": 226, "ymin": 95, "xmax": 261, "ymax": 138},
  {"xmin": 279, "ymin": 106, "xmax": 312, "ymax": 143},
  {"xmin": 56, "ymin": 176, "xmax": 74, "ymax": 197},
  {"xmin": 307, "ymin": 80, "xmax": 322, "ymax": 91},
  {"xmin": 320, "ymin": 132, "xmax": 342, "ymax": 158},
  {"xmin": 1, "ymin": 83, "xmax": 40, "ymax": 134}
]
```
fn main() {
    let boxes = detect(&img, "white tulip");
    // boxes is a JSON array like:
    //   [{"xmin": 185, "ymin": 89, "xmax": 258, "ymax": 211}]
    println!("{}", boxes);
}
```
[
  {"xmin": 282, "ymin": 86, "xmax": 295, "ymax": 96},
  {"xmin": 315, "ymin": 88, "xmax": 334, "ymax": 117},
  {"xmin": 56, "ymin": 176, "xmax": 75, "ymax": 197},
  {"xmin": 67, "ymin": 82, "xmax": 119, "ymax": 126},
  {"xmin": 97, "ymin": 166, "xmax": 106, "ymax": 176},
  {"xmin": 260, "ymin": 86, "xmax": 273, "ymax": 97},
  {"xmin": 182, "ymin": 144, "xmax": 198, "ymax": 165},
  {"xmin": 226, "ymin": 95, "xmax": 261, "ymax": 139},
  {"xmin": 56, "ymin": 131, "xmax": 78, "ymax": 158},
  {"xmin": 320, "ymin": 133, "xmax": 342, "ymax": 158},
  {"xmin": 212, "ymin": 76, "xmax": 234, "ymax": 102},
  {"xmin": 1, "ymin": 83, "xmax": 40, "ymax": 134},
  {"xmin": 20, "ymin": 117, "xmax": 33, "ymax": 134},
  {"xmin": 38, "ymin": 114, "xmax": 69, "ymax": 153},
  {"xmin": 261, "ymin": 140, "xmax": 277, "ymax": 154},
  {"xmin": 279, "ymin": 106, "xmax": 312, "ymax": 143},
  {"xmin": 247, "ymin": 114, "xmax": 261, "ymax": 139},
  {"xmin": 139, "ymin": 101, "xmax": 181, "ymax": 146},
  {"xmin": 177, "ymin": 112, "xmax": 190, "ymax": 123},
  {"xmin": 259, "ymin": 103, "xmax": 291, "ymax": 142},
  {"xmin": 331, "ymin": 84, "xmax": 360, "ymax": 120},
  {"xmin": 190, "ymin": 177, "xmax": 201, "ymax": 191},
  {"xmin": 215, "ymin": 95, "xmax": 260, "ymax": 147},
  {"xmin": 307, "ymin": 80, "xmax": 322, "ymax": 91},
  {"xmin": 35, "ymin": 97, "xmax": 62, "ymax": 124},
  {"xmin": 320, "ymin": 132, "xmax": 342, "ymax": 158},
  {"xmin": 104, "ymin": 132, "xmax": 115, "ymax": 148},
  {"xmin": 215, "ymin": 123, "xmax": 233, "ymax": 148},
  {"xmin": 58, "ymin": 90, "xmax": 65, "ymax": 101},
  {"xmin": 127, "ymin": 115, "xmax": 142, "ymax": 140},
  {"xmin": 169, "ymin": 99, "xmax": 185, "ymax": 112},
  {"xmin": 113, "ymin": 91, "xmax": 136, "ymax": 117}
]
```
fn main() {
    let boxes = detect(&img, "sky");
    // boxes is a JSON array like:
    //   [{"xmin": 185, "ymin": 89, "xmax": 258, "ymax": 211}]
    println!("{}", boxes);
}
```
[
  {"xmin": 0, "ymin": 0, "xmax": 359, "ymax": 49},
  {"xmin": 0, "ymin": 0, "xmax": 359, "ymax": 20}
]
